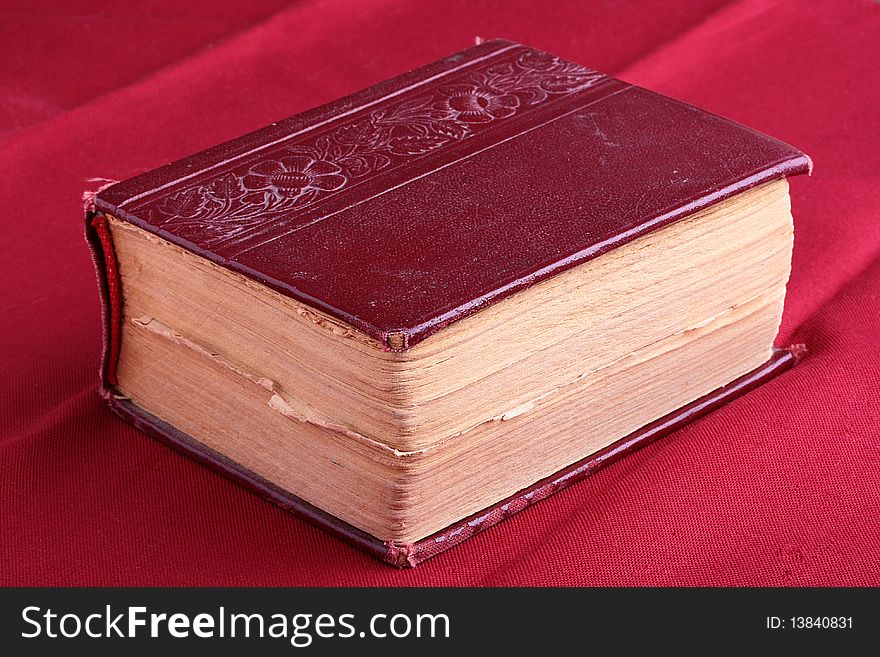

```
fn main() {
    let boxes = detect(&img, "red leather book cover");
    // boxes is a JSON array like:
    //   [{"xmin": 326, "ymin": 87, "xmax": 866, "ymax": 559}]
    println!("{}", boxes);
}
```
[
  {"xmin": 90, "ymin": 39, "xmax": 810, "ymax": 349},
  {"xmin": 86, "ymin": 40, "xmax": 810, "ymax": 566}
]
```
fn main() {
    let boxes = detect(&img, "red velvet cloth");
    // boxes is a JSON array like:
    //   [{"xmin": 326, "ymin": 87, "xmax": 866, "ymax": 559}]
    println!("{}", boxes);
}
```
[{"xmin": 2, "ymin": 0, "xmax": 878, "ymax": 586}]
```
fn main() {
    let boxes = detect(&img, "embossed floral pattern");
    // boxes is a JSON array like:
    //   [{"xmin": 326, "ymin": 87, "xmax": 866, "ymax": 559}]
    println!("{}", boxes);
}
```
[
  {"xmin": 436, "ymin": 85, "xmax": 520, "ymax": 123},
  {"xmin": 143, "ymin": 48, "xmax": 607, "ymax": 246},
  {"xmin": 160, "ymin": 187, "xmax": 206, "ymax": 219},
  {"xmin": 242, "ymin": 155, "xmax": 347, "ymax": 205},
  {"xmin": 208, "ymin": 172, "xmax": 245, "ymax": 199},
  {"xmin": 517, "ymin": 50, "xmax": 557, "ymax": 72}
]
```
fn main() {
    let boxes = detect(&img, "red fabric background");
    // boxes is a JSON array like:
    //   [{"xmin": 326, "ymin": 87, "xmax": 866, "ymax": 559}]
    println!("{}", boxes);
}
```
[{"xmin": 1, "ymin": 0, "xmax": 878, "ymax": 586}]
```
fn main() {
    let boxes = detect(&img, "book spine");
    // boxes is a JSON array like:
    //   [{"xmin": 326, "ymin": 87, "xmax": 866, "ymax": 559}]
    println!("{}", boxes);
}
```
[{"xmin": 85, "ymin": 212, "xmax": 123, "ymax": 389}]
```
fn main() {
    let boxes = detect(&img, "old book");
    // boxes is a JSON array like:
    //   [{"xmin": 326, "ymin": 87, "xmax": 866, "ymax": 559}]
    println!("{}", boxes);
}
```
[{"xmin": 86, "ymin": 39, "xmax": 810, "ymax": 567}]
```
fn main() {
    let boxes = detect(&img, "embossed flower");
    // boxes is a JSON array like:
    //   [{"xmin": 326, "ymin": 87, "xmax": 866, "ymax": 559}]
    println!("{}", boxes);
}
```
[
  {"xmin": 242, "ymin": 155, "xmax": 346, "ymax": 203},
  {"xmin": 517, "ymin": 51, "xmax": 558, "ymax": 71},
  {"xmin": 436, "ymin": 85, "xmax": 519, "ymax": 124},
  {"xmin": 161, "ymin": 187, "xmax": 205, "ymax": 218}
]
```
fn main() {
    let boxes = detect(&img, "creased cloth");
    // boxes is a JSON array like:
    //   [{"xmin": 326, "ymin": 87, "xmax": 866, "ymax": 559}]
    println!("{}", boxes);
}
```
[{"xmin": 1, "ymin": 0, "xmax": 878, "ymax": 585}]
